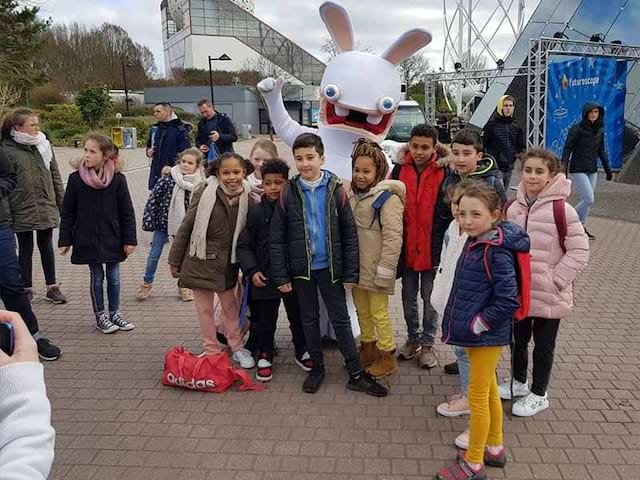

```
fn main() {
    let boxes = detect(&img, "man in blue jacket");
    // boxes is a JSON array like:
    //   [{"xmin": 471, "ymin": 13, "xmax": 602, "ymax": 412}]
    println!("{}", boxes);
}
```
[
  {"xmin": 196, "ymin": 99, "xmax": 238, "ymax": 158},
  {"xmin": 146, "ymin": 103, "xmax": 191, "ymax": 190}
]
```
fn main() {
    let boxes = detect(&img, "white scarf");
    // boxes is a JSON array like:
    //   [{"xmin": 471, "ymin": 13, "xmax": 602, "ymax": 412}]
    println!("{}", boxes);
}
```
[
  {"xmin": 247, "ymin": 172, "xmax": 263, "ymax": 202},
  {"xmin": 10, "ymin": 130, "xmax": 53, "ymax": 170},
  {"xmin": 189, "ymin": 176, "xmax": 250, "ymax": 262},
  {"xmin": 167, "ymin": 166, "xmax": 204, "ymax": 236}
]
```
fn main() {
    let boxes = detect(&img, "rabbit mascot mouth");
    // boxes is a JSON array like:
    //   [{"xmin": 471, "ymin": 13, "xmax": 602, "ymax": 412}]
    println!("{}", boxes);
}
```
[{"xmin": 257, "ymin": 1, "xmax": 432, "ymax": 179}]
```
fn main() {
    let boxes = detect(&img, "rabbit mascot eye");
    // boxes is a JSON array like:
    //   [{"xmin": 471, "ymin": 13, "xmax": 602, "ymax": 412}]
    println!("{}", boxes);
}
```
[{"xmin": 257, "ymin": 1, "xmax": 432, "ymax": 179}]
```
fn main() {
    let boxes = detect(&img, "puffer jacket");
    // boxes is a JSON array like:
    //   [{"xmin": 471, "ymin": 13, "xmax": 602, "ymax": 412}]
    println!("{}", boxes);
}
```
[
  {"xmin": 348, "ymin": 180, "xmax": 405, "ymax": 295},
  {"xmin": 440, "ymin": 154, "xmax": 507, "ymax": 207},
  {"xmin": 141, "ymin": 169, "xmax": 195, "ymax": 233},
  {"xmin": 505, "ymin": 174, "xmax": 589, "ymax": 319},
  {"xmin": 270, "ymin": 171, "xmax": 359, "ymax": 286},
  {"xmin": 482, "ymin": 96, "xmax": 526, "ymax": 172},
  {"xmin": 431, "ymin": 220, "xmax": 468, "ymax": 318},
  {"xmin": 441, "ymin": 221, "xmax": 530, "ymax": 347},
  {"xmin": 561, "ymin": 102, "xmax": 611, "ymax": 174},
  {"xmin": 1, "ymin": 137, "xmax": 65, "ymax": 232}
]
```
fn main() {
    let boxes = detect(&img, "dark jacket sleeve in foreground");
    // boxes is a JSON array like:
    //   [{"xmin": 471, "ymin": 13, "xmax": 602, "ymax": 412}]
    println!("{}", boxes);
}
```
[
  {"xmin": 431, "ymin": 185, "xmax": 450, "ymax": 267},
  {"xmin": 218, "ymin": 115, "xmax": 238, "ymax": 145},
  {"xmin": 561, "ymin": 125, "xmax": 579, "ymax": 166},
  {"xmin": 117, "ymin": 175, "xmax": 137, "ymax": 246},
  {"xmin": 58, "ymin": 176, "xmax": 78, "ymax": 247},
  {"xmin": 269, "ymin": 189, "xmax": 290, "ymax": 287},
  {"xmin": 237, "ymin": 210, "xmax": 260, "ymax": 280},
  {"xmin": 0, "ymin": 148, "xmax": 17, "ymax": 199},
  {"xmin": 196, "ymin": 119, "xmax": 207, "ymax": 148},
  {"xmin": 598, "ymin": 134, "xmax": 611, "ymax": 172},
  {"xmin": 337, "ymin": 186, "xmax": 359, "ymax": 284}
]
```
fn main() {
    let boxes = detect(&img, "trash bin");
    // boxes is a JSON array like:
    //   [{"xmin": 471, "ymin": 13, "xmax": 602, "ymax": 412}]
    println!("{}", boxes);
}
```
[
  {"xmin": 240, "ymin": 124, "xmax": 252, "ymax": 140},
  {"xmin": 111, "ymin": 127, "xmax": 138, "ymax": 149}
]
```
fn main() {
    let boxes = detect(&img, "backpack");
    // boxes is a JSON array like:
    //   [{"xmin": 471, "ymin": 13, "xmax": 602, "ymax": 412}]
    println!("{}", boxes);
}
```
[
  {"xmin": 503, "ymin": 198, "xmax": 568, "ymax": 253},
  {"xmin": 370, "ymin": 190, "xmax": 394, "ymax": 228}
]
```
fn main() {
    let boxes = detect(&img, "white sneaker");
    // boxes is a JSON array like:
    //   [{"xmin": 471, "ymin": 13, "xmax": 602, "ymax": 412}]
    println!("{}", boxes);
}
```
[
  {"xmin": 454, "ymin": 428, "xmax": 469, "ymax": 449},
  {"xmin": 512, "ymin": 392, "xmax": 549, "ymax": 417},
  {"xmin": 498, "ymin": 378, "xmax": 530, "ymax": 400},
  {"xmin": 232, "ymin": 348, "xmax": 255, "ymax": 369}
]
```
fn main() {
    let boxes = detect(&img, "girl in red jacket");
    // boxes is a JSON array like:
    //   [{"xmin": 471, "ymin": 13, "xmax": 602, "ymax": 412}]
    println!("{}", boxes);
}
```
[{"xmin": 504, "ymin": 149, "xmax": 589, "ymax": 416}]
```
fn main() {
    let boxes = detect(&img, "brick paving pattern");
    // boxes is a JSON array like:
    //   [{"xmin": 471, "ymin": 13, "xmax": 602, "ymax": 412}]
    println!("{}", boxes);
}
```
[{"xmin": 23, "ymin": 139, "xmax": 640, "ymax": 479}]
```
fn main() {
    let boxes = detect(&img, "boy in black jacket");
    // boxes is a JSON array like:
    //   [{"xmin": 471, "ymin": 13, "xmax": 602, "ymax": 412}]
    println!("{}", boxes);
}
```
[
  {"xmin": 237, "ymin": 159, "xmax": 311, "ymax": 382},
  {"xmin": 270, "ymin": 133, "xmax": 388, "ymax": 397}
]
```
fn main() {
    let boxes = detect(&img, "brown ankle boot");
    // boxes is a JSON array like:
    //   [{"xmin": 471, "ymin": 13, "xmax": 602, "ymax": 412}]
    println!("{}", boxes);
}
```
[
  {"xmin": 359, "ymin": 341, "xmax": 379, "ymax": 367},
  {"xmin": 367, "ymin": 350, "xmax": 398, "ymax": 379}
]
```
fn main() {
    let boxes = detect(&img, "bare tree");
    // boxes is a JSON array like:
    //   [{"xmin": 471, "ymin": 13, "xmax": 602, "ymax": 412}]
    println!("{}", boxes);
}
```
[
  {"xmin": 398, "ymin": 52, "xmax": 431, "ymax": 88},
  {"xmin": 0, "ymin": 81, "xmax": 22, "ymax": 111},
  {"xmin": 461, "ymin": 51, "xmax": 488, "ymax": 70},
  {"xmin": 319, "ymin": 35, "xmax": 375, "ymax": 62}
]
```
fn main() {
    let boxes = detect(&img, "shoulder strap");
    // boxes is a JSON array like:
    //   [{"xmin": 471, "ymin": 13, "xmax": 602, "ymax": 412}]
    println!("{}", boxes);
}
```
[
  {"xmin": 553, "ymin": 199, "xmax": 568, "ymax": 253},
  {"xmin": 370, "ymin": 190, "xmax": 394, "ymax": 228},
  {"xmin": 483, "ymin": 244, "xmax": 493, "ymax": 281},
  {"xmin": 502, "ymin": 198, "xmax": 516, "ymax": 219}
]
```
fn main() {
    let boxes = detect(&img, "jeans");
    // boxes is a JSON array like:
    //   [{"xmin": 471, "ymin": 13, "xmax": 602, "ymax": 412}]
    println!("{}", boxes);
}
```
[
  {"xmin": 497, "ymin": 168, "xmax": 513, "ymax": 191},
  {"xmin": 15, "ymin": 228, "xmax": 57, "ymax": 288},
  {"xmin": 453, "ymin": 345, "xmax": 470, "ymax": 396},
  {"xmin": 89, "ymin": 263, "xmax": 120, "ymax": 316},
  {"xmin": 513, "ymin": 317, "xmax": 561, "ymax": 396},
  {"xmin": 401, "ymin": 268, "xmax": 438, "ymax": 346},
  {"xmin": 352, "ymin": 287, "xmax": 394, "ymax": 352},
  {"xmin": 0, "ymin": 227, "xmax": 40, "ymax": 336},
  {"xmin": 143, "ymin": 230, "xmax": 169, "ymax": 284},
  {"xmin": 292, "ymin": 269, "xmax": 362, "ymax": 374},
  {"xmin": 569, "ymin": 172, "xmax": 597, "ymax": 224}
]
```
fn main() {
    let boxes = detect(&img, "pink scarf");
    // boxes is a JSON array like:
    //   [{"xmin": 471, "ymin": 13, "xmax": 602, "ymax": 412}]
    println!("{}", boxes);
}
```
[{"xmin": 79, "ymin": 159, "xmax": 115, "ymax": 189}]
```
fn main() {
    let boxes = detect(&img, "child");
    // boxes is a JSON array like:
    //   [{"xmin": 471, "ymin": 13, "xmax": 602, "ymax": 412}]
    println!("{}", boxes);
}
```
[
  {"xmin": 391, "ymin": 124, "xmax": 448, "ymax": 369},
  {"xmin": 58, "ymin": 134, "xmax": 137, "ymax": 334},
  {"xmin": 270, "ymin": 132, "xmax": 387, "ymax": 396},
  {"xmin": 137, "ymin": 148, "xmax": 205, "ymax": 302},
  {"xmin": 246, "ymin": 139, "xmax": 279, "ymax": 202},
  {"xmin": 502, "ymin": 149, "xmax": 589, "ymax": 416},
  {"xmin": 349, "ymin": 138, "xmax": 405, "ymax": 378},
  {"xmin": 168, "ymin": 153, "xmax": 255, "ymax": 369},
  {"xmin": 237, "ymin": 158, "xmax": 311, "ymax": 382},
  {"xmin": 436, "ymin": 182, "xmax": 529, "ymax": 480}
]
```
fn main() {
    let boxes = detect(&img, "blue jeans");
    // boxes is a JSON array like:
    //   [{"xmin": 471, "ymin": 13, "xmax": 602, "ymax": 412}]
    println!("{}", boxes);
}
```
[
  {"xmin": 453, "ymin": 345, "xmax": 470, "ymax": 396},
  {"xmin": 401, "ymin": 268, "xmax": 438, "ymax": 346},
  {"xmin": 143, "ymin": 230, "xmax": 169, "ymax": 284},
  {"xmin": 569, "ymin": 172, "xmax": 597, "ymax": 224},
  {"xmin": 0, "ymin": 227, "xmax": 40, "ymax": 336},
  {"xmin": 89, "ymin": 263, "xmax": 120, "ymax": 316}
]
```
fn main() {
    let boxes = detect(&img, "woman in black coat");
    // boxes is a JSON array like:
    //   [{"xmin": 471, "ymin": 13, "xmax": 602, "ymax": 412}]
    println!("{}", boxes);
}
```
[
  {"xmin": 561, "ymin": 102, "xmax": 613, "ymax": 238},
  {"xmin": 58, "ymin": 135, "xmax": 137, "ymax": 334}
]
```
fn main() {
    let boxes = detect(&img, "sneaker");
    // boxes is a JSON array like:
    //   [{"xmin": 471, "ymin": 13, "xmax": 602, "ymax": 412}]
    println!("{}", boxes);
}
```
[
  {"xmin": 457, "ymin": 448, "xmax": 508, "ymax": 469},
  {"xmin": 418, "ymin": 345, "xmax": 438, "ymax": 369},
  {"xmin": 232, "ymin": 348, "xmax": 255, "ymax": 369},
  {"xmin": 347, "ymin": 371, "xmax": 389, "ymax": 397},
  {"xmin": 96, "ymin": 313, "xmax": 119, "ymax": 334},
  {"xmin": 110, "ymin": 312, "xmax": 135, "ymax": 331},
  {"xmin": 444, "ymin": 361, "xmax": 460, "ymax": 375},
  {"xmin": 294, "ymin": 351, "xmax": 314, "ymax": 372},
  {"xmin": 178, "ymin": 287, "xmax": 194, "ymax": 302},
  {"xmin": 437, "ymin": 394, "xmax": 470, "ymax": 417},
  {"xmin": 136, "ymin": 283, "xmax": 152, "ymax": 301},
  {"xmin": 398, "ymin": 341, "xmax": 421, "ymax": 360},
  {"xmin": 455, "ymin": 428, "xmax": 469, "ymax": 449},
  {"xmin": 498, "ymin": 379, "xmax": 530, "ymax": 400},
  {"xmin": 36, "ymin": 338, "xmax": 61, "ymax": 361},
  {"xmin": 434, "ymin": 458, "xmax": 486, "ymax": 480},
  {"xmin": 512, "ymin": 392, "xmax": 549, "ymax": 417},
  {"xmin": 303, "ymin": 367, "xmax": 325, "ymax": 393},
  {"xmin": 45, "ymin": 285, "xmax": 67, "ymax": 304},
  {"xmin": 256, "ymin": 354, "xmax": 273, "ymax": 382}
]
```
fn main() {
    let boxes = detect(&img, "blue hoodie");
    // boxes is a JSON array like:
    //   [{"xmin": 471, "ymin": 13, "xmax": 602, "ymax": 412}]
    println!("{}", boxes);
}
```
[{"xmin": 298, "ymin": 171, "xmax": 330, "ymax": 270}]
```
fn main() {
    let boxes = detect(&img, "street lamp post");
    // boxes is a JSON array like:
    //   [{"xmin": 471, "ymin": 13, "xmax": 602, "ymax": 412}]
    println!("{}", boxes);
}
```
[
  {"xmin": 121, "ymin": 60, "xmax": 132, "ymax": 113},
  {"xmin": 208, "ymin": 54, "xmax": 232, "ymax": 105}
]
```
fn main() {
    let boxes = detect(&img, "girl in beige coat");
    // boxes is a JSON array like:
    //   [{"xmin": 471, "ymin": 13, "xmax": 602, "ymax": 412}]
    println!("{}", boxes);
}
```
[{"xmin": 349, "ymin": 139, "xmax": 405, "ymax": 378}]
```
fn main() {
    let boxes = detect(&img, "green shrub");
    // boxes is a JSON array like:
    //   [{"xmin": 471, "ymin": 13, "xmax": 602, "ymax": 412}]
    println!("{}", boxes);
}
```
[
  {"xmin": 76, "ymin": 86, "xmax": 112, "ymax": 128},
  {"xmin": 40, "ymin": 104, "xmax": 84, "ymax": 132},
  {"xmin": 112, "ymin": 102, "xmax": 153, "ymax": 117}
]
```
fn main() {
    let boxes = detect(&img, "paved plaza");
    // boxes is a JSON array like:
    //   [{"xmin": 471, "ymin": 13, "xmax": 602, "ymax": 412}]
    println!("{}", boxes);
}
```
[{"xmin": 24, "ymin": 139, "xmax": 640, "ymax": 479}]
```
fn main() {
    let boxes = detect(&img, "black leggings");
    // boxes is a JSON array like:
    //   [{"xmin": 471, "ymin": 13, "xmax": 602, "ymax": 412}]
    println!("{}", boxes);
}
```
[{"xmin": 15, "ymin": 229, "xmax": 57, "ymax": 288}]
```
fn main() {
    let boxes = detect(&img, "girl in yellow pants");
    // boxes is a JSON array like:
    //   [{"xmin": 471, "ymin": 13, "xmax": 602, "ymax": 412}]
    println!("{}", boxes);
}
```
[
  {"xmin": 349, "ymin": 139, "xmax": 405, "ymax": 378},
  {"xmin": 436, "ymin": 182, "xmax": 530, "ymax": 480}
]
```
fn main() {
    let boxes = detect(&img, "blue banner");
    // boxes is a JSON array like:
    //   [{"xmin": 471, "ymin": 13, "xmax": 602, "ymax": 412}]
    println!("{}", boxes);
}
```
[{"xmin": 545, "ymin": 56, "xmax": 627, "ymax": 169}]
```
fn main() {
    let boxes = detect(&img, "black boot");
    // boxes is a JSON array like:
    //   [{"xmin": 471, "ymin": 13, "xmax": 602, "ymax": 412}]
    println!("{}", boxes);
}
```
[
  {"xmin": 347, "ymin": 371, "xmax": 388, "ymax": 397},
  {"xmin": 303, "ymin": 366, "xmax": 325, "ymax": 394},
  {"xmin": 444, "ymin": 361, "xmax": 459, "ymax": 375},
  {"xmin": 583, "ymin": 226, "xmax": 595, "ymax": 240}
]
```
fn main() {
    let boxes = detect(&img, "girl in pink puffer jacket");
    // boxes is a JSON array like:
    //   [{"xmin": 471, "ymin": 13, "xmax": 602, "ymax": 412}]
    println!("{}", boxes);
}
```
[{"xmin": 504, "ymin": 149, "xmax": 589, "ymax": 417}]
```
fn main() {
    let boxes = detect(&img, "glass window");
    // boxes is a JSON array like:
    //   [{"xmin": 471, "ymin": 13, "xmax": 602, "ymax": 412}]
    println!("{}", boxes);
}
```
[
  {"xmin": 192, "ymin": 25, "xmax": 205, "ymax": 35},
  {"xmin": 566, "ymin": 0, "xmax": 627, "ymax": 40}
]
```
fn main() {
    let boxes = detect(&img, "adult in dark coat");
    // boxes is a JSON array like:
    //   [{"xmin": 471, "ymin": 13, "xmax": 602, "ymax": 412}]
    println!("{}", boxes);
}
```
[
  {"xmin": 482, "ymin": 95, "xmax": 525, "ymax": 189},
  {"xmin": 196, "ymin": 99, "xmax": 238, "ymax": 158},
  {"xmin": 561, "ymin": 102, "xmax": 613, "ymax": 238},
  {"xmin": 146, "ymin": 103, "xmax": 191, "ymax": 190}
]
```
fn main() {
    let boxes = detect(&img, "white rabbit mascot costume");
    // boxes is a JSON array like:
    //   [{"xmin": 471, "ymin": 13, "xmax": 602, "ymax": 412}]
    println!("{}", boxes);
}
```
[{"xmin": 257, "ymin": 1, "xmax": 432, "ymax": 339}]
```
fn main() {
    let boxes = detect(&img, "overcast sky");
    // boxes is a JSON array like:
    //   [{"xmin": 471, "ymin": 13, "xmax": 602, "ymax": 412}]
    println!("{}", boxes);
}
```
[{"xmin": 37, "ymin": 0, "xmax": 538, "ymax": 76}]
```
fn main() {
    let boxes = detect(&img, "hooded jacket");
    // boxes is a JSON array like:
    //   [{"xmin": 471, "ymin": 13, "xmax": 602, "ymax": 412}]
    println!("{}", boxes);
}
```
[
  {"xmin": 146, "ymin": 117, "xmax": 191, "ymax": 190},
  {"xmin": 441, "ymin": 221, "xmax": 530, "ymax": 347},
  {"xmin": 483, "ymin": 96, "xmax": 526, "ymax": 172},
  {"xmin": 348, "ymin": 180, "xmax": 406, "ymax": 295},
  {"xmin": 505, "ymin": 174, "xmax": 589, "ymax": 319},
  {"xmin": 561, "ymin": 102, "xmax": 611, "ymax": 174}
]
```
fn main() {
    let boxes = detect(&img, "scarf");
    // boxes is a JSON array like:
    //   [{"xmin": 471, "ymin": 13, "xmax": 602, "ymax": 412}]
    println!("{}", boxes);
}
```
[
  {"xmin": 188, "ymin": 176, "xmax": 250, "ymax": 262},
  {"xmin": 10, "ymin": 129, "xmax": 53, "ymax": 170},
  {"xmin": 168, "ymin": 166, "xmax": 204, "ymax": 236},
  {"xmin": 78, "ymin": 158, "xmax": 115, "ymax": 190},
  {"xmin": 247, "ymin": 172, "xmax": 263, "ymax": 202}
]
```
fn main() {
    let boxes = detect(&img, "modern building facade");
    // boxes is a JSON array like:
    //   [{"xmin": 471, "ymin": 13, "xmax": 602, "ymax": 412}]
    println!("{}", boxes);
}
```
[{"xmin": 161, "ymin": 0, "xmax": 326, "ymax": 85}]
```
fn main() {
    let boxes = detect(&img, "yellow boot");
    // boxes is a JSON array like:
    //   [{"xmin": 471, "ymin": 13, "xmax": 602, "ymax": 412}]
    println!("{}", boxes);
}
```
[
  {"xmin": 359, "ymin": 341, "xmax": 379, "ymax": 367},
  {"xmin": 367, "ymin": 349, "xmax": 398, "ymax": 379}
]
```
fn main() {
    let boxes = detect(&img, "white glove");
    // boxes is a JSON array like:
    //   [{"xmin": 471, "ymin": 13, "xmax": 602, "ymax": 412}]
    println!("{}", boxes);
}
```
[{"xmin": 257, "ymin": 77, "xmax": 284, "ymax": 94}]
